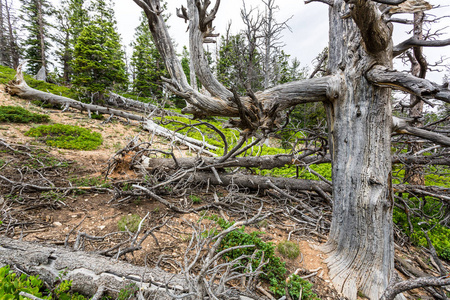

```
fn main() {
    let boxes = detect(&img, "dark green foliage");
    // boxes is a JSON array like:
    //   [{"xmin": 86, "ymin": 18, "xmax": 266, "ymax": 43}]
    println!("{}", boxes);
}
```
[
  {"xmin": 0, "ymin": 105, "xmax": 49, "ymax": 123},
  {"xmin": 130, "ymin": 13, "xmax": 168, "ymax": 98},
  {"xmin": 25, "ymin": 124, "xmax": 103, "ymax": 150},
  {"xmin": 270, "ymin": 274, "xmax": 321, "ymax": 300},
  {"xmin": 20, "ymin": 0, "xmax": 53, "ymax": 75},
  {"xmin": 71, "ymin": 0, "xmax": 128, "ymax": 101},
  {"xmin": 53, "ymin": 0, "xmax": 90, "ymax": 83}
]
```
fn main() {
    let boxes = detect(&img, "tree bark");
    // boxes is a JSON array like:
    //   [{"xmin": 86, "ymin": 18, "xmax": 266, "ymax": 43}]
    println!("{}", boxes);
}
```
[
  {"xmin": 0, "ymin": 237, "xmax": 255, "ymax": 300},
  {"xmin": 404, "ymin": 12, "xmax": 425, "ymax": 185},
  {"xmin": 322, "ymin": 1, "xmax": 397, "ymax": 299}
]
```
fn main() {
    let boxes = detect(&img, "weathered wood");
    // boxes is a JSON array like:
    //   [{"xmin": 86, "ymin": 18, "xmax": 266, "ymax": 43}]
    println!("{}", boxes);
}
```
[
  {"xmin": 185, "ymin": 171, "xmax": 332, "ymax": 194},
  {"xmin": 366, "ymin": 65, "xmax": 450, "ymax": 104},
  {"xmin": 321, "ymin": 1, "xmax": 398, "ymax": 299},
  {"xmin": 5, "ymin": 67, "xmax": 218, "ymax": 155},
  {"xmin": 107, "ymin": 92, "xmax": 187, "ymax": 117},
  {"xmin": 0, "ymin": 237, "xmax": 255, "ymax": 300},
  {"xmin": 393, "ymin": 117, "xmax": 450, "ymax": 147},
  {"xmin": 143, "ymin": 153, "xmax": 330, "ymax": 171}
]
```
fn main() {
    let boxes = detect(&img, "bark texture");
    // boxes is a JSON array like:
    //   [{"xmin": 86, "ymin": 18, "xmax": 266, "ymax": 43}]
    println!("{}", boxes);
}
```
[
  {"xmin": 322, "ymin": 1, "xmax": 397, "ymax": 299},
  {"xmin": 0, "ymin": 237, "xmax": 255, "ymax": 300}
]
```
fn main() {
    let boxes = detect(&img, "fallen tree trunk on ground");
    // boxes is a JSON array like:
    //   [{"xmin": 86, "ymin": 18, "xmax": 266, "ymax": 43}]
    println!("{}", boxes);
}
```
[
  {"xmin": 143, "ymin": 153, "xmax": 330, "ymax": 171},
  {"xmin": 0, "ymin": 237, "xmax": 255, "ymax": 300},
  {"xmin": 143, "ymin": 153, "xmax": 450, "ymax": 171},
  {"xmin": 5, "ymin": 66, "xmax": 217, "ymax": 155},
  {"xmin": 108, "ymin": 92, "xmax": 187, "ymax": 118}
]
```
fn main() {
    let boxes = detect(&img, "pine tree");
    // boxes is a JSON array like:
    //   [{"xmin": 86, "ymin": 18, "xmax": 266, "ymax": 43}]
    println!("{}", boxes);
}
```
[
  {"xmin": 71, "ymin": 0, "xmax": 128, "ymax": 101},
  {"xmin": 130, "ymin": 13, "xmax": 168, "ymax": 98},
  {"xmin": 54, "ymin": 0, "xmax": 89, "ymax": 83},
  {"xmin": 20, "ymin": 0, "xmax": 52, "ymax": 75}
]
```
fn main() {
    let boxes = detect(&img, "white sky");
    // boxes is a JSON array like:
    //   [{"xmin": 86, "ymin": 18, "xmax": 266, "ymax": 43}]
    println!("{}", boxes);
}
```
[
  {"xmin": 115, "ymin": 0, "xmax": 450, "ymax": 82},
  {"xmin": 14, "ymin": 0, "xmax": 450, "ymax": 82}
]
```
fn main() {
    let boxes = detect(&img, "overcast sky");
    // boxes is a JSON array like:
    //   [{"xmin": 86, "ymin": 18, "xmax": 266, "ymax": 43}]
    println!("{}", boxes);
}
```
[{"xmin": 115, "ymin": 0, "xmax": 450, "ymax": 82}]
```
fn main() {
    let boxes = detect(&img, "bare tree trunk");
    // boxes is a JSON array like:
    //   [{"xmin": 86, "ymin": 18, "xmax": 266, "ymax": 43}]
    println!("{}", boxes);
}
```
[
  {"xmin": 37, "ymin": 0, "xmax": 47, "ymax": 72},
  {"xmin": 404, "ymin": 11, "xmax": 425, "ymax": 185},
  {"xmin": 0, "ymin": 0, "xmax": 5, "ymax": 66},
  {"xmin": 5, "ymin": 0, "xmax": 19, "ymax": 69},
  {"xmin": 322, "ymin": 1, "xmax": 397, "ymax": 299}
]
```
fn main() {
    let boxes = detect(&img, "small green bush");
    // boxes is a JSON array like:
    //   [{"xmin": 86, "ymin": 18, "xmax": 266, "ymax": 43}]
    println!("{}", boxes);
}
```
[
  {"xmin": 118, "ymin": 214, "xmax": 142, "ymax": 233},
  {"xmin": 204, "ymin": 214, "xmax": 320, "ymax": 299},
  {"xmin": 0, "ymin": 265, "xmax": 87, "ymax": 300},
  {"xmin": 189, "ymin": 195, "xmax": 202, "ymax": 204},
  {"xmin": 25, "ymin": 124, "xmax": 102, "ymax": 150},
  {"xmin": 277, "ymin": 241, "xmax": 301, "ymax": 259},
  {"xmin": 0, "ymin": 106, "xmax": 50, "ymax": 123},
  {"xmin": 0, "ymin": 265, "xmax": 45, "ymax": 299}
]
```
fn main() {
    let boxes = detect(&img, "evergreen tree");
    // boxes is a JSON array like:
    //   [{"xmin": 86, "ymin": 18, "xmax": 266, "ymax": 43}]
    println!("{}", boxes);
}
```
[
  {"xmin": 216, "ymin": 33, "xmax": 263, "ymax": 93},
  {"xmin": 71, "ymin": 0, "xmax": 128, "ymax": 101},
  {"xmin": 180, "ymin": 46, "xmax": 191, "ymax": 84},
  {"xmin": 20, "ymin": 0, "xmax": 52, "ymax": 75},
  {"xmin": 54, "ymin": 0, "xmax": 89, "ymax": 83},
  {"xmin": 130, "ymin": 13, "xmax": 168, "ymax": 98}
]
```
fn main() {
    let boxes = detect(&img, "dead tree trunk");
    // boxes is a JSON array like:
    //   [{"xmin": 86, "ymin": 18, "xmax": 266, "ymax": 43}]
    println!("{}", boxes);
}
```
[
  {"xmin": 0, "ymin": 237, "xmax": 256, "ymax": 300},
  {"xmin": 5, "ymin": 67, "xmax": 218, "ymax": 155},
  {"xmin": 130, "ymin": 1, "xmax": 450, "ymax": 298},
  {"xmin": 321, "ymin": 2, "xmax": 396, "ymax": 298}
]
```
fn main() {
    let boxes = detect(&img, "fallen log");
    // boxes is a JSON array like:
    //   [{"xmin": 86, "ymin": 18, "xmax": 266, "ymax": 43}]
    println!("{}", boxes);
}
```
[
  {"xmin": 108, "ymin": 92, "xmax": 187, "ymax": 118},
  {"xmin": 0, "ymin": 237, "xmax": 255, "ymax": 300},
  {"xmin": 5, "ymin": 65, "xmax": 217, "ymax": 155},
  {"xmin": 143, "ymin": 153, "xmax": 331, "ymax": 171},
  {"xmin": 185, "ymin": 171, "xmax": 333, "ymax": 194}
]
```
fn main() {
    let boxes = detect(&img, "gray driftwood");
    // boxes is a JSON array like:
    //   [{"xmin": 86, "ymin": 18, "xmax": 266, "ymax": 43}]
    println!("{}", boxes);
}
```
[{"xmin": 0, "ymin": 237, "xmax": 255, "ymax": 300}]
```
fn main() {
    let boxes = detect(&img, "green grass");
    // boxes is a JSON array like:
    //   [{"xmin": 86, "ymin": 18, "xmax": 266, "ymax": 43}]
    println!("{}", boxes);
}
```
[
  {"xmin": 0, "ymin": 105, "xmax": 50, "ymax": 123},
  {"xmin": 118, "ymin": 214, "xmax": 142, "ymax": 233},
  {"xmin": 25, "ymin": 124, "xmax": 103, "ymax": 151},
  {"xmin": 277, "ymin": 241, "xmax": 301, "ymax": 259}
]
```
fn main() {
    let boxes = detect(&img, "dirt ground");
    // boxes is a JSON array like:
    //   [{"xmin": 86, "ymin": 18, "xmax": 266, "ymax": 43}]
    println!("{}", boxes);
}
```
[{"xmin": 0, "ymin": 85, "xmax": 439, "ymax": 300}]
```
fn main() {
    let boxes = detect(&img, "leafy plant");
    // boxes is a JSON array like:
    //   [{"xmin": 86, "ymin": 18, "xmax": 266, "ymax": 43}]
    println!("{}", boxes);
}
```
[
  {"xmin": 117, "ymin": 283, "xmax": 139, "ymax": 300},
  {"xmin": 118, "ymin": 214, "xmax": 142, "ymax": 233},
  {"xmin": 204, "ymin": 214, "xmax": 320, "ymax": 299},
  {"xmin": 0, "ymin": 106, "xmax": 50, "ymax": 123},
  {"xmin": 189, "ymin": 195, "xmax": 202, "ymax": 204},
  {"xmin": 0, "ymin": 265, "xmax": 45, "ymax": 299},
  {"xmin": 277, "ymin": 241, "xmax": 301, "ymax": 259},
  {"xmin": 25, "ymin": 124, "xmax": 103, "ymax": 150}
]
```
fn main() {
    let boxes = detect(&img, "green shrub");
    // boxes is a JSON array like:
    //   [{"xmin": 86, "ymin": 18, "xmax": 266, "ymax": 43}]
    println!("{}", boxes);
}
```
[
  {"xmin": 0, "ymin": 106, "xmax": 50, "ymax": 123},
  {"xmin": 189, "ymin": 195, "xmax": 202, "ymax": 204},
  {"xmin": 25, "ymin": 124, "xmax": 102, "ymax": 150},
  {"xmin": 118, "ymin": 214, "xmax": 142, "ymax": 233},
  {"xmin": 0, "ymin": 265, "xmax": 45, "ymax": 299},
  {"xmin": 270, "ymin": 274, "xmax": 321, "ymax": 300},
  {"xmin": 0, "ymin": 265, "xmax": 87, "ymax": 300},
  {"xmin": 118, "ymin": 283, "xmax": 139, "ymax": 300},
  {"xmin": 277, "ymin": 241, "xmax": 301, "ymax": 259},
  {"xmin": 204, "ymin": 214, "xmax": 320, "ymax": 299}
]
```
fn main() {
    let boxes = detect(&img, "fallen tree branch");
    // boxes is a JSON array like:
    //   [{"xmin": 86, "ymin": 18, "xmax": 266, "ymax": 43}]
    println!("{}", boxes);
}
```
[{"xmin": 5, "ymin": 65, "xmax": 217, "ymax": 155}]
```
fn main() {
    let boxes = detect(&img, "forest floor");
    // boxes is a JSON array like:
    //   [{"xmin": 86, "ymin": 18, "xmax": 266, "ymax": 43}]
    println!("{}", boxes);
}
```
[{"xmin": 0, "ymin": 85, "xmax": 440, "ymax": 300}]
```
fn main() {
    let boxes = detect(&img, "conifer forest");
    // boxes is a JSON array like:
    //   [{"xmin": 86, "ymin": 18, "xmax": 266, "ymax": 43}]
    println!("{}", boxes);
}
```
[{"xmin": 0, "ymin": 0, "xmax": 450, "ymax": 299}]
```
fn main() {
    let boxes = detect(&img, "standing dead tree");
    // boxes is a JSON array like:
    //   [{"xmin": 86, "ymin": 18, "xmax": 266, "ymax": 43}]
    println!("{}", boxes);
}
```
[{"xmin": 131, "ymin": 0, "xmax": 450, "ymax": 298}]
